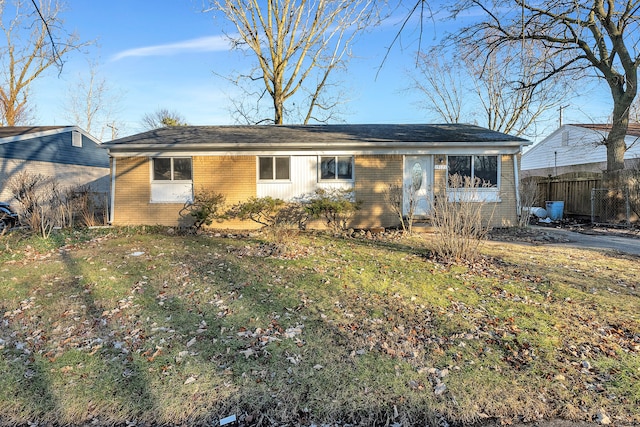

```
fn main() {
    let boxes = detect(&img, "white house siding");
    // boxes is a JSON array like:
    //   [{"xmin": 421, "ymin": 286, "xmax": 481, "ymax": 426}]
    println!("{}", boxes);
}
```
[
  {"xmin": 0, "ymin": 158, "xmax": 109, "ymax": 203},
  {"xmin": 522, "ymin": 125, "xmax": 640, "ymax": 177},
  {"xmin": 256, "ymin": 155, "xmax": 354, "ymax": 201}
]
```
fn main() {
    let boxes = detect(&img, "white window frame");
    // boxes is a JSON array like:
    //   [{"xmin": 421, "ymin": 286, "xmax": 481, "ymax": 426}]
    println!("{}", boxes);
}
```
[
  {"xmin": 257, "ymin": 156, "xmax": 291, "ymax": 182},
  {"xmin": 72, "ymin": 131, "xmax": 82, "ymax": 148},
  {"xmin": 318, "ymin": 155, "xmax": 354, "ymax": 182},
  {"xmin": 446, "ymin": 155, "xmax": 501, "ymax": 202},
  {"xmin": 150, "ymin": 157, "xmax": 193, "ymax": 203}
]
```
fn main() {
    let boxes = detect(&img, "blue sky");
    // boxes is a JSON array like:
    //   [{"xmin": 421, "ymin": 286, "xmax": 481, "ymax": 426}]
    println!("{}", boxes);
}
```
[{"xmin": 28, "ymin": 1, "xmax": 611, "ymax": 140}]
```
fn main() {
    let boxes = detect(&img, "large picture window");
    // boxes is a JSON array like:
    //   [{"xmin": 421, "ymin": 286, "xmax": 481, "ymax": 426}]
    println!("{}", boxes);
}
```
[
  {"xmin": 320, "ymin": 156, "xmax": 353, "ymax": 180},
  {"xmin": 259, "ymin": 156, "xmax": 290, "ymax": 180},
  {"xmin": 448, "ymin": 155, "xmax": 498, "ymax": 187},
  {"xmin": 153, "ymin": 157, "xmax": 192, "ymax": 181}
]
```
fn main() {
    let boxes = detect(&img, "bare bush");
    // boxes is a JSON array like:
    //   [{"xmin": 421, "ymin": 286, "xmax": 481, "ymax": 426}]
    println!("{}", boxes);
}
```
[
  {"xmin": 6, "ymin": 172, "xmax": 106, "ymax": 236},
  {"xmin": 384, "ymin": 183, "xmax": 418, "ymax": 234},
  {"xmin": 430, "ymin": 174, "xmax": 494, "ymax": 262},
  {"xmin": 69, "ymin": 185, "xmax": 107, "ymax": 227},
  {"xmin": 518, "ymin": 178, "xmax": 539, "ymax": 228}
]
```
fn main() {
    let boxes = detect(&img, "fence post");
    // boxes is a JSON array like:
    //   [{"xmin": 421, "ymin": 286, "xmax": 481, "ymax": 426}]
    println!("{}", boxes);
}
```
[
  {"xmin": 590, "ymin": 188, "xmax": 595, "ymax": 224},
  {"xmin": 625, "ymin": 187, "xmax": 631, "ymax": 225}
]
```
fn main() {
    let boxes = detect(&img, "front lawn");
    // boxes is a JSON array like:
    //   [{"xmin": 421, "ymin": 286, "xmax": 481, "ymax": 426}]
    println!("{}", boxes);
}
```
[{"xmin": 0, "ymin": 228, "xmax": 638, "ymax": 426}]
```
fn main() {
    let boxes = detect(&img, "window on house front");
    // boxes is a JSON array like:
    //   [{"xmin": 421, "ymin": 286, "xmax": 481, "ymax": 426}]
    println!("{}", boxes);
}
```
[
  {"xmin": 151, "ymin": 157, "xmax": 193, "ymax": 203},
  {"xmin": 448, "ymin": 155, "xmax": 498, "ymax": 187},
  {"xmin": 320, "ymin": 156, "xmax": 353, "ymax": 180},
  {"xmin": 259, "ymin": 156, "xmax": 290, "ymax": 180},
  {"xmin": 72, "ymin": 131, "xmax": 82, "ymax": 147},
  {"xmin": 153, "ymin": 157, "xmax": 192, "ymax": 181}
]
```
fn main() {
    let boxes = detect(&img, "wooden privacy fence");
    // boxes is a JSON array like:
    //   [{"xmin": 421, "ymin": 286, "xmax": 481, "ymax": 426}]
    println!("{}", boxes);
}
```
[{"xmin": 522, "ymin": 172, "xmax": 602, "ymax": 218}]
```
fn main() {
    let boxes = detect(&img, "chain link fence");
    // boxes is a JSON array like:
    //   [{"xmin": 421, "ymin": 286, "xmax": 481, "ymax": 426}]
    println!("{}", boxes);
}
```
[{"xmin": 590, "ymin": 188, "xmax": 631, "ymax": 225}]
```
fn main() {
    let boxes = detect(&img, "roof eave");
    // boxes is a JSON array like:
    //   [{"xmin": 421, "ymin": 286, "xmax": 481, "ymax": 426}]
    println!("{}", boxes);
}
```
[{"xmin": 104, "ymin": 139, "xmax": 530, "ymax": 152}]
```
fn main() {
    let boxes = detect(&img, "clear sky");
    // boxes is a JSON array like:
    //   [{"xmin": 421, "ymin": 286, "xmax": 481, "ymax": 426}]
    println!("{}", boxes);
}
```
[{"xmin": 27, "ymin": 0, "xmax": 611, "ymax": 141}]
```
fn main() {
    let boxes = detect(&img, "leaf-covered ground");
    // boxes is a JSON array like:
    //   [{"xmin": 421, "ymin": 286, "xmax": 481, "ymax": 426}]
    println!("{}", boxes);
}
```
[{"xmin": 0, "ymin": 228, "xmax": 638, "ymax": 426}]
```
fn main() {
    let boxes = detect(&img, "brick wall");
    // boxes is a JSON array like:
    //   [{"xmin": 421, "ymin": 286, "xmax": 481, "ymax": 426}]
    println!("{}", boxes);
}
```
[
  {"xmin": 433, "ymin": 154, "xmax": 518, "ymax": 228},
  {"xmin": 351, "ymin": 155, "xmax": 403, "ymax": 228},
  {"xmin": 111, "ymin": 153, "xmax": 519, "ymax": 229},
  {"xmin": 112, "ymin": 156, "xmax": 258, "ymax": 228},
  {"xmin": 193, "ymin": 156, "xmax": 258, "ymax": 229}
]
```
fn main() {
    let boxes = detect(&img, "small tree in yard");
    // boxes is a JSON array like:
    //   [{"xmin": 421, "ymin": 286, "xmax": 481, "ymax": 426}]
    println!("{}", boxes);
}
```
[
  {"xmin": 305, "ymin": 188, "xmax": 360, "ymax": 233},
  {"xmin": 430, "ymin": 174, "xmax": 494, "ymax": 262},
  {"xmin": 179, "ymin": 190, "xmax": 226, "ymax": 231}
]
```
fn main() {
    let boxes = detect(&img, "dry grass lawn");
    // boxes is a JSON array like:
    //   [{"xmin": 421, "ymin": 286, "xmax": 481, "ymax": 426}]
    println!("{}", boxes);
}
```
[{"xmin": 0, "ymin": 227, "xmax": 638, "ymax": 426}]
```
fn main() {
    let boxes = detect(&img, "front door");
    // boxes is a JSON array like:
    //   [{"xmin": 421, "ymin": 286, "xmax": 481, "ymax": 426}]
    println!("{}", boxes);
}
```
[{"xmin": 403, "ymin": 156, "xmax": 433, "ymax": 217}]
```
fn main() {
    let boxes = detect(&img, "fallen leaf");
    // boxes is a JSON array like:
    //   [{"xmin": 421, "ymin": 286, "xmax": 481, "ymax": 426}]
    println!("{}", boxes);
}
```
[
  {"xmin": 434, "ymin": 383, "xmax": 446, "ymax": 395},
  {"xmin": 239, "ymin": 348, "xmax": 255, "ymax": 359}
]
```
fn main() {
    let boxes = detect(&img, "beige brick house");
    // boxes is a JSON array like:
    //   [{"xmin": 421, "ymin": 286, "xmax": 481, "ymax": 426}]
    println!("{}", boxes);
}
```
[{"xmin": 102, "ymin": 124, "xmax": 530, "ymax": 229}]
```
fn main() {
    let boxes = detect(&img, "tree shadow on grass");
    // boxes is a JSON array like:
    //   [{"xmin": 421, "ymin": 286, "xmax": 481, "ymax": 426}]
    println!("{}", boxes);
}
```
[
  {"xmin": 0, "ymin": 249, "xmax": 159, "ymax": 425},
  {"xmin": 57, "ymin": 249, "xmax": 158, "ymax": 424}
]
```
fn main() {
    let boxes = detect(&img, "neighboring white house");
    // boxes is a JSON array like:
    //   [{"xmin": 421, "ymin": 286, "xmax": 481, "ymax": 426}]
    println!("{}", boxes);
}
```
[
  {"xmin": 0, "ymin": 126, "xmax": 110, "ymax": 203},
  {"xmin": 521, "ymin": 124, "xmax": 640, "ymax": 177}
]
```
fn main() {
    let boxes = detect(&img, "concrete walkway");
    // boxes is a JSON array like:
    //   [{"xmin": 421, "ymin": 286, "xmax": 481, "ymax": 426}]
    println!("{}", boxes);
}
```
[{"xmin": 531, "ymin": 226, "xmax": 640, "ymax": 256}]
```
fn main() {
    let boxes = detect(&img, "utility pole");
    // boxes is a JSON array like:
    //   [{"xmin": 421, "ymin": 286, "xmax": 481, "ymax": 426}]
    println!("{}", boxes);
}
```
[
  {"xmin": 106, "ymin": 123, "xmax": 117, "ymax": 141},
  {"xmin": 559, "ymin": 105, "xmax": 569, "ymax": 127}
]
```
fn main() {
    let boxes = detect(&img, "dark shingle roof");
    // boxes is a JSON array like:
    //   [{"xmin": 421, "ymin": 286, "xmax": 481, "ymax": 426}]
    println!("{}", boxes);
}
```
[{"xmin": 103, "ymin": 124, "xmax": 529, "ymax": 152}]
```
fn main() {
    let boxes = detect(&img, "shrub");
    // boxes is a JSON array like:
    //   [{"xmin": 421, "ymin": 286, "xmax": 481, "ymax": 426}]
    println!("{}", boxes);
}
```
[
  {"xmin": 518, "ymin": 177, "xmax": 539, "ymax": 228},
  {"xmin": 6, "ymin": 172, "xmax": 108, "ymax": 236},
  {"xmin": 384, "ymin": 183, "xmax": 418, "ymax": 234},
  {"xmin": 228, "ymin": 196, "xmax": 308, "ymax": 229},
  {"xmin": 429, "ymin": 174, "xmax": 494, "ymax": 262},
  {"xmin": 305, "ymin": 188, "xmax": 360, "ymax": 233},
  {"xmin": 179, "ymin": 190, "xmax": 226, "ymax": 230},
  {"xmin": 228, "ymin": 196, "xmax": 286, "ymax": 228},
  {"xmin": 7, "ymin": 172, "xmax": 66, "ymax": 237}
]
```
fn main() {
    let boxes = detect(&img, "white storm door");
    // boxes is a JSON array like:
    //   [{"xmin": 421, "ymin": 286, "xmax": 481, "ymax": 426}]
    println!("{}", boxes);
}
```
[{"xmin": 403, "ymin": 156, "xmax": 433, "ymax": 216}]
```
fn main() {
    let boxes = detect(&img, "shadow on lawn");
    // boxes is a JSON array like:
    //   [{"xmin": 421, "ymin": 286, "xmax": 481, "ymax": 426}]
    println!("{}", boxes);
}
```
[
  {"xmin": 59, "ymin": 250, "xmax": 158, "ymax": 419},
  {"xmin": 1, "ymin": 233, "xmax": 441, "ymax": 425}
]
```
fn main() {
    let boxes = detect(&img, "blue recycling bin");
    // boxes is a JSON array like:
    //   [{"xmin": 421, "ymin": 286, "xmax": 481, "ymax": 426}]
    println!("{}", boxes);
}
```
[{"xmin": 545, "ymin": 201, "xmax": 564, "ymax": 221}]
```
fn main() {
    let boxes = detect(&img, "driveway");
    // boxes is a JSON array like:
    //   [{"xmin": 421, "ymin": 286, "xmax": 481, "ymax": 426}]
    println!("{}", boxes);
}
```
[{"xmin": 531, "ymin": 226, "xmax": 640, "ymax": 256}]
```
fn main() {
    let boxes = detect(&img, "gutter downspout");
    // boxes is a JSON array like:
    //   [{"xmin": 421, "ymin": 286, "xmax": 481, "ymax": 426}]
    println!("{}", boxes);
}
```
[
  {"xmin": 109, "ymin": 157, "xmax": 116, "ymax": 224},
  {"xmin": 513, "ymin": 154, "xmax": 521, "ymax": 219}
]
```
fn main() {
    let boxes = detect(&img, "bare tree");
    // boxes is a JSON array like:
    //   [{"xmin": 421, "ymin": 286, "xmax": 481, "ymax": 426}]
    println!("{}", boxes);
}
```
[
  {"xmin": 141, "ymin": 108, "xmax": 188, "ymax": 130},
  {"xmin": 207, "ymin": 0, "xmax": 381, "ymax": 125},
  {"xmin": 409, "ymin": 50, "xmax": 465, "ymax": 124},
  {"xmin": 410, "ymin": 38, "xmax": 568, "ymax": 138},
  {"xmin": 451, "ymin": 0, "xmax": 640, "ymax": 175},
  {"xmin": 0, "ymin": 0, "xmax": 86, "ymax": 126},
  {"xmin": 630, "ymin": 94, "xmax": 640, "ymax": 123},
  {"xmin": 63, "ymin": 60, "xmax": 122, "ymax": 140}
]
